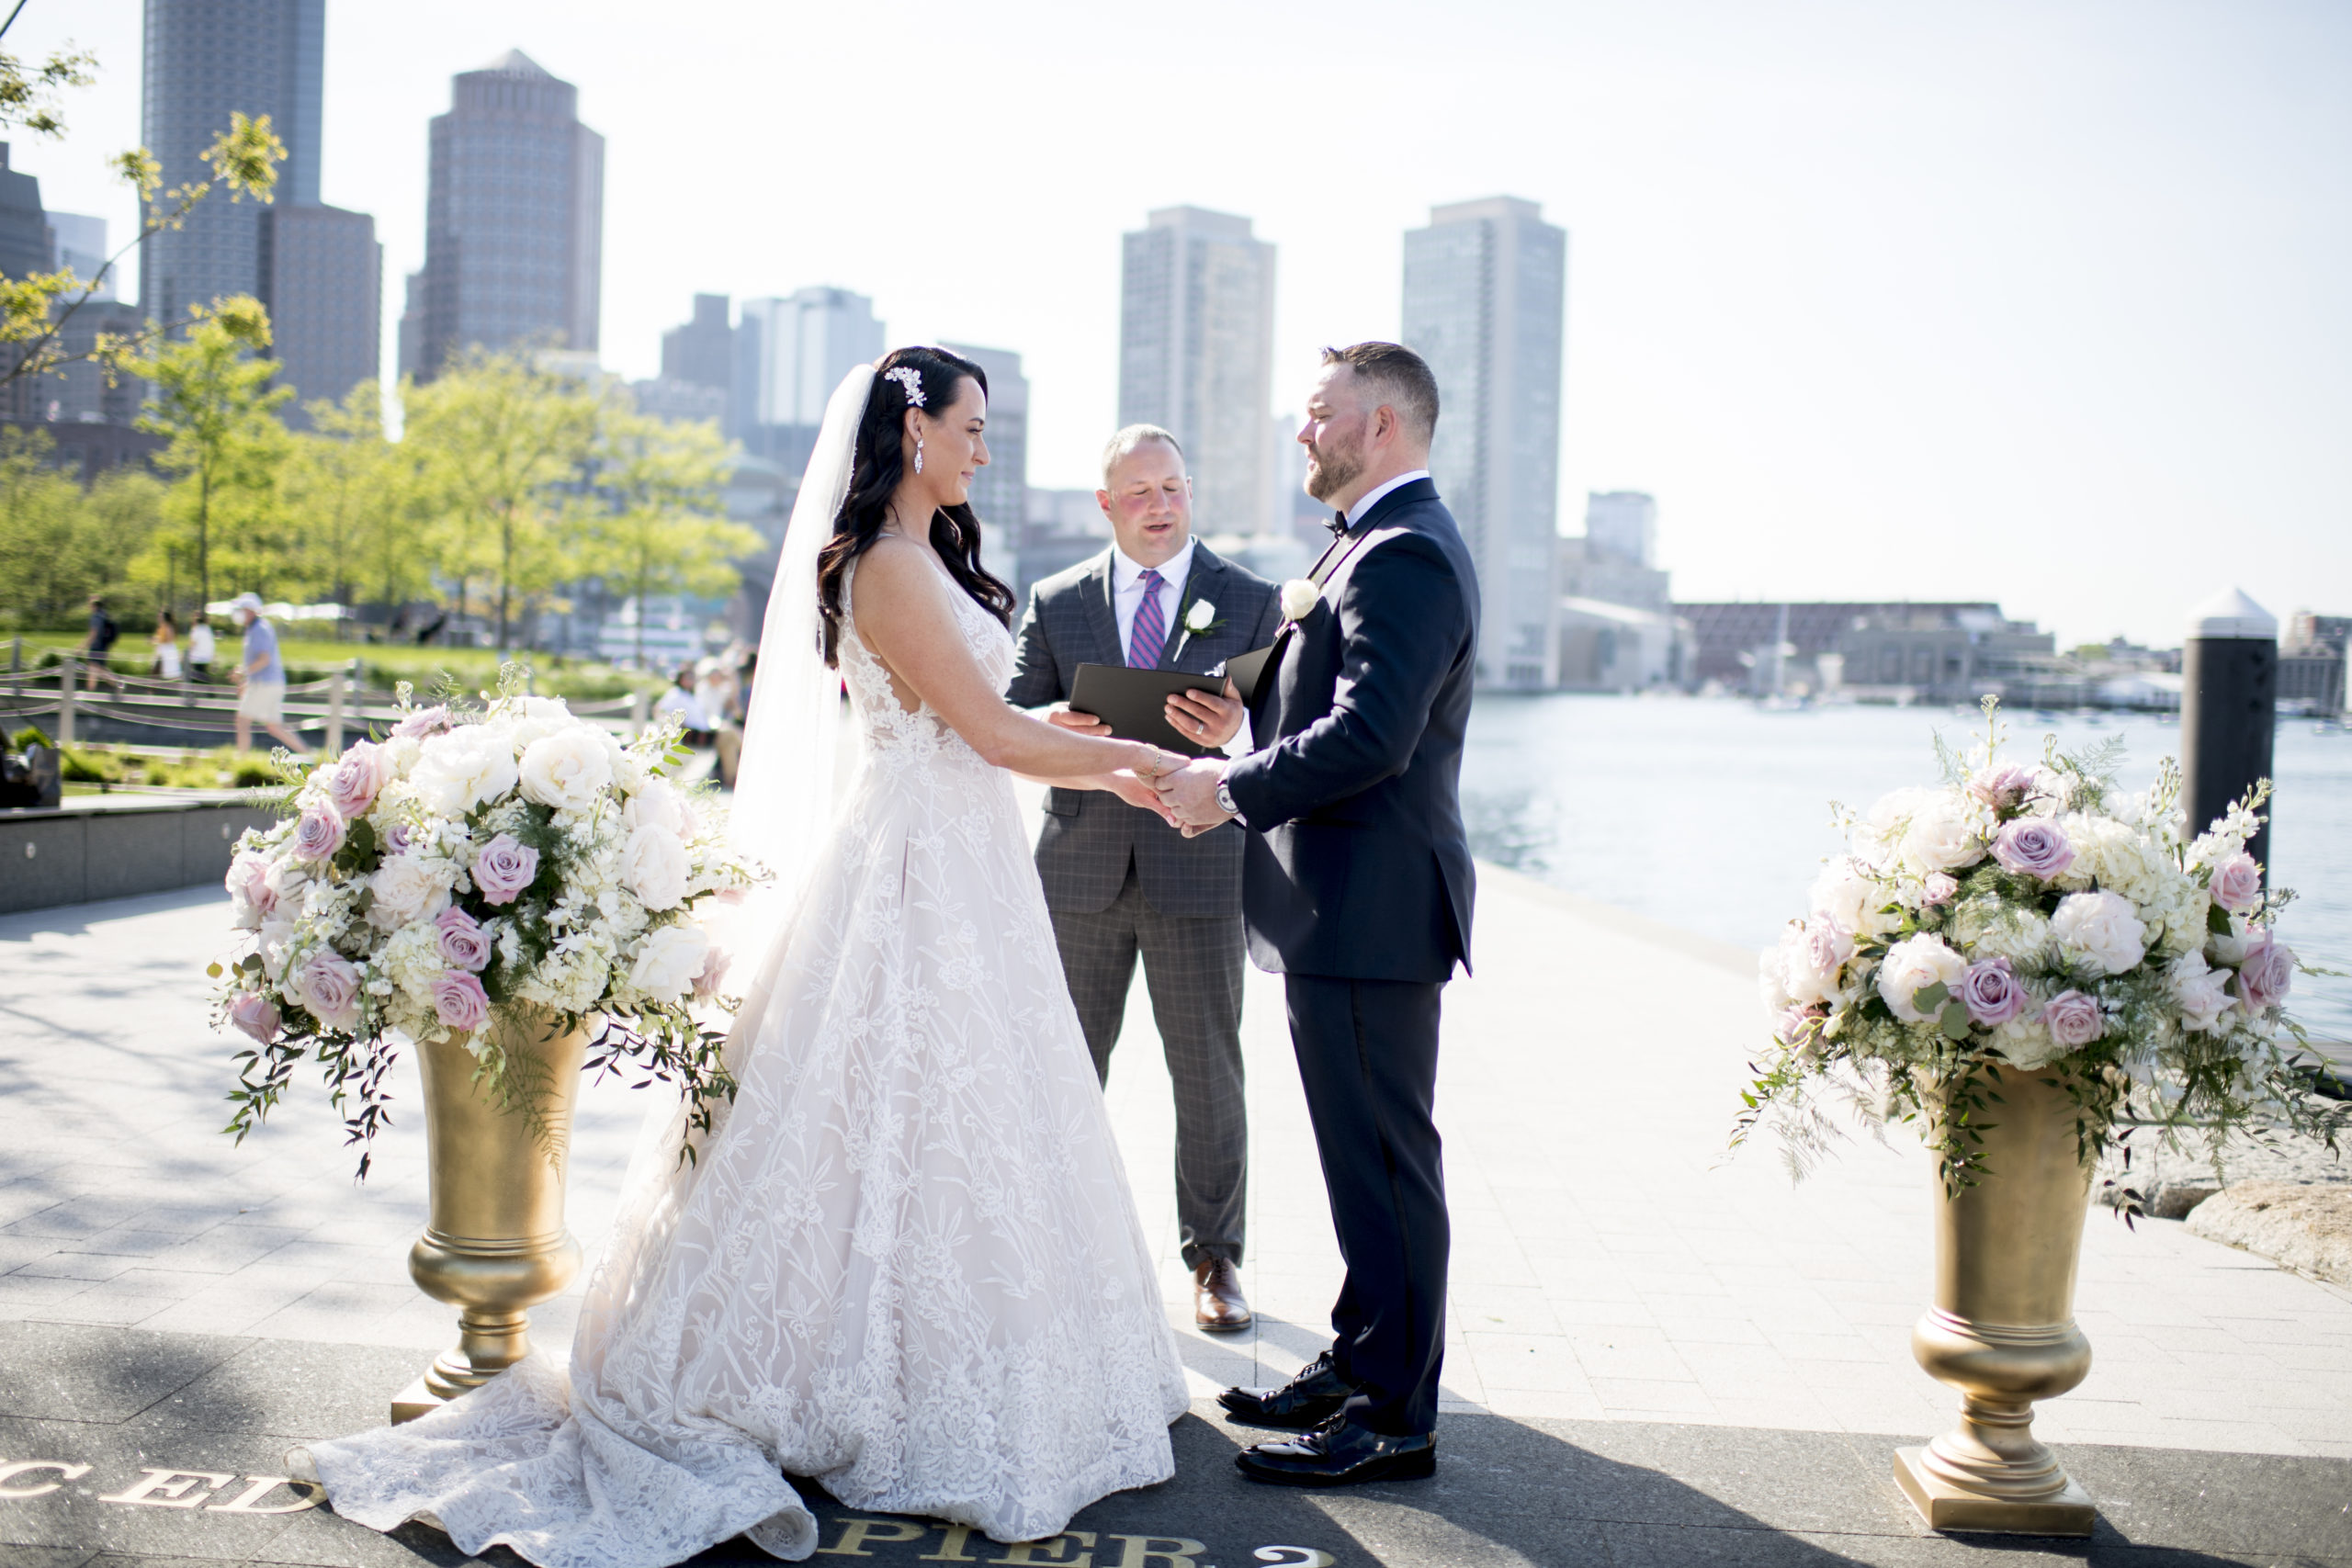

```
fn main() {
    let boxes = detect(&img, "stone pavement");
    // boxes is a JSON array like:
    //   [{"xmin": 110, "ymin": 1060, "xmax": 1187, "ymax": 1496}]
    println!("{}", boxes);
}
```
[{"xmin": 3, "ymin": 860, "xmax": 2349, "ymax": 1566}]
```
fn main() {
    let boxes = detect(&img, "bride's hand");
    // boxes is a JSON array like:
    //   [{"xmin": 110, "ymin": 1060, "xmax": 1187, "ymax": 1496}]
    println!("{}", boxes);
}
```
[
  {"xmin": 1128, "ymin": 744, "xmax": 1182, "ymax": 782},
  {"xmin": 1103, "ymin": 770, "xmax": 1179, "ymax": 825}
]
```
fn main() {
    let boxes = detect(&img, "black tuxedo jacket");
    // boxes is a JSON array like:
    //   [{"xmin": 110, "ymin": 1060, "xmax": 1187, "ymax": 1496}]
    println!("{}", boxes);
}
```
[
  {"xmin": 1005, "ymin": 539, "xmax": 1282, "ymax": 919},
  {"xmin": 1223, "ymin": 478, "xmax": 1479, "ymax": 983}
]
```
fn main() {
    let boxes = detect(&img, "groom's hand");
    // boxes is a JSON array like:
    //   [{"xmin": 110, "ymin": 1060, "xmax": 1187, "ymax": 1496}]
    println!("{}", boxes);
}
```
[
  {"xmin": 1046, "ymin": 704, "xmax": 1111, "ymax": 737},
  {"xmin": 1104, "ymin": 769, "xmax": 1179, "ymax": 825},
  {"xmin": 1154, "ymin": 758, "xmax": 1232, "ymax": 833}
]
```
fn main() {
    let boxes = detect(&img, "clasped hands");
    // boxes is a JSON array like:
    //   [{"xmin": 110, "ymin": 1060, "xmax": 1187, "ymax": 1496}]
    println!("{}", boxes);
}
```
[{"xmin": 1049, "ymin": 683, "xmax": 1243, "ymax": 836}]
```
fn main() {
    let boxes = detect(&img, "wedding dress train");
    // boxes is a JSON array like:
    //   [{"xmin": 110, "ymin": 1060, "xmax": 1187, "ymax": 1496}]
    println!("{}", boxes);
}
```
[{"xmin": 296, "ymin": 566, "xmax": 1191, "ymax": 1565}]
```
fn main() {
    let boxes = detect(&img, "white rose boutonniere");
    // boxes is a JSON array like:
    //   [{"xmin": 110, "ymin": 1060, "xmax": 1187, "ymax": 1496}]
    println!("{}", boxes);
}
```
[
  {"xmin": 1280, "ymin": 579, "xmax": 1319, "ymax": 621},
  {"xmin": 1185, "ymin": 599, "xmax": 1217, "ymax": 634}
]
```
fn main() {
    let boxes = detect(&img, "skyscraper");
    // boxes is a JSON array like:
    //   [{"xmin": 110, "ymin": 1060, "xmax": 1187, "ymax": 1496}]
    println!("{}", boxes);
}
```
[
  {"xmin": 1118, "ymin": 206, "xmax": 1275, "ymax": 536},
  {"xmin": 734, "ymin": 288, "xmax": 883, "ymax": 432},
  {"xmin": 414, "ymin": 51, "xmax": 604, "ymax": 378},
  {"xmin": 140, "ymin": 1, "xmax": 379, "ymax": 416},
  {"xmin": 938, "ymin": 343, "xmax": 1027, "ymax": 534},
  {"xmin": 0, "ymin": 143, "xmax": 48, "ymax": 283},
  {"xmin": 662, "ymin": 294, "xmax": 734, "ymax": 394},
  {"xmin": 1402, "ymin": 196, "xmax": 1567, "ymax": 690},
  {"xmin": 48, "ymin": 212, "xmax": 112, "ymax": 299}
]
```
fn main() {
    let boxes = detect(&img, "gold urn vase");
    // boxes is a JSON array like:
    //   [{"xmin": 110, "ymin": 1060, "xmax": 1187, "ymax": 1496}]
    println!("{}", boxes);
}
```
[
  {"xmin": 1894, "ymin": 1065, "xmax": 2098, "ymax": 1535},
  {"xmin": 391, "ymin": 1014, "xmax": 589, "ymax": 1423}
]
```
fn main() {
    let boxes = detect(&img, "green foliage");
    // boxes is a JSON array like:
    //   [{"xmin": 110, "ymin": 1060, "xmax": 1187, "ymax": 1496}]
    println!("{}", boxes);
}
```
[
  {"xmin": 0, "ymin": 429, "xmax": 165, "ymax": 619},
  {"xmin": 573, "ymin": 398, "xmax": 762, "ymax": 668},
  {"xmin": 130, "ymin": 300, "xmax": 291, "ymax": 609},
  {"xmin": 53, "ymin": 743, "xmax": 285, "ymax": 791},
  {"xmin": 0, "ymin": 39, "xmax": 96, "ymax": 140}
]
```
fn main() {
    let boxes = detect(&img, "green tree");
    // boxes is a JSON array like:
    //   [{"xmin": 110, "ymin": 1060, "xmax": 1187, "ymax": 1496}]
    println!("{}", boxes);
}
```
[
  {"xmin": 279, "ymin": 381, "xmax": 410, "ymax": 613},
  {"xmin": 130, "ymin": 299, "xmax": 290, "ymax": 610},
  {"xmin": 401, "ymin": 349, "xmax": 600, "ymax": 650},
  {"xmin": 0, "ymin": 428, "xmax": 163, "ymax": 625},
  {"xmin": 576, "ymin": 400, "xmax": 763, "ymax": 667}
]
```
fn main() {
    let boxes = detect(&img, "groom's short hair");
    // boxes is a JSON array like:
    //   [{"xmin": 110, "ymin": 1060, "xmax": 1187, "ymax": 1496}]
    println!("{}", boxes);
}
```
[
  {"xmin": 1320, "ymin": 342, "xmax": 1439, "ymax": 445},
  {"xmin": 1100, "ymin": 423, "xmax": 1185, "ymax": 486}
]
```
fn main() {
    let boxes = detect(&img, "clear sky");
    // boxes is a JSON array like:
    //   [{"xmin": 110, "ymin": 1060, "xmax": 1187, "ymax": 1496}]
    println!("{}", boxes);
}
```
[{"xmin": 13, "ymin": 0, "xmax": 2348, "ymax": 648}]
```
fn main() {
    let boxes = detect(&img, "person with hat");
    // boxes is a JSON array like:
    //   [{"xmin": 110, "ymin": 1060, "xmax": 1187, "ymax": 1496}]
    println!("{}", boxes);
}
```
[{"xmin": 229, "ymin": 593, "xmax": 308, "ymax": 757}]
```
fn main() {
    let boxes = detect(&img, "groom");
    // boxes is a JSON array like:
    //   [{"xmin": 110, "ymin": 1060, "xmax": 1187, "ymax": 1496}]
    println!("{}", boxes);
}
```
[{"xmin": 1155, "ymin": 343, "xmax": 1477, "ymax": 1488}]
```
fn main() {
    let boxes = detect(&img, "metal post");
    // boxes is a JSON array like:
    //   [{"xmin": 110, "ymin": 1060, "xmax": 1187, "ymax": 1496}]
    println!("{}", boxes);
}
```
[
  {"xmin": 325, "ymin": 662, "xmax": 348, "ymax": 756},
  {"xmin": 57, "ymin": 654, "xmax": 76, "ymax": 748},
  {"xmin": 2180, "ymin": 588, "xmax": 2277, "ymax": 872},
  {"xmin": 628, "ymin": 689, "xmax": 648, "ymax": 739}
]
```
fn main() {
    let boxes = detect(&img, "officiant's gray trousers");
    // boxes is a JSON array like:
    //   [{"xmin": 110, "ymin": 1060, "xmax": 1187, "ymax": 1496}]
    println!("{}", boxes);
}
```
[{"xmin": 1048, "ymin": 863, "xmax": 1248, "ymax": 1269}]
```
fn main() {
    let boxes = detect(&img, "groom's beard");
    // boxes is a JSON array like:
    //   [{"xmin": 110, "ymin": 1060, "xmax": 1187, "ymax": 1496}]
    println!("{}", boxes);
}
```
[{"xmin": 1304, "ymin": 434, "xmax": 1365, "ymax": 503}]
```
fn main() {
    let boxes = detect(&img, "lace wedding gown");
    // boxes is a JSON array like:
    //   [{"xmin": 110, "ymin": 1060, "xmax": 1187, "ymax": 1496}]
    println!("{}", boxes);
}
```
[{"xmin": 297, "ymin": 565, "xmax": 1191, "ymax": 1565}]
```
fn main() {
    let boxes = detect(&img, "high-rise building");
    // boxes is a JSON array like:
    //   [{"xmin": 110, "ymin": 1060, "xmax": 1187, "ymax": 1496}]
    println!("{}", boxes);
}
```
[
  {"xmin": 141, "ymin": 2, "xmax": 379, "ymax": 415},
  {"xmin": 263, "ymin": 203, "xmax": 380, "ymax": 423},
  {"xmin": 1118, "ymin": 206, "xmax": 1275, "ymax": 537},
  {"xmin": 734, "ymin": 288, "xmax": 883, "ymax": 431},
  {"xmin": 662, "ymin": 294, "xmax": 734, "ymax": 393},
  {"xmin": 1402, "ymin": 196, "xmax": 1567, "ymax": 690},
  {"xmin": 1584, "ymin": 491, "xmax": 1657, "ymax": 567},
  {"xmin": 938, "ymin": 343, "xmax": 1027, "ymax": 537},
  {"xmin": 0, "ymin": 143, "xmax": 50, "ymax": 283},
  {"xmin": 414, "ymin": 51, "xmax": 604, "ymax": 378},
  {"xmin": 47, "ymin": 212, "xmax": 112, "ymax": 299},
  {"xmin": 140, "ymin": 0, "xmax": 323, "ymax": 326},
  {"xmin": 395, "ymin": 270, "xmax": 425, "ymax": 379}
]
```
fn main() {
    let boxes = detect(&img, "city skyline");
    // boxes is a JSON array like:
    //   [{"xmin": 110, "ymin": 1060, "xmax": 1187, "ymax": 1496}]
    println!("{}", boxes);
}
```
[{"xmin": 14, "ymin": 0, "xmax": 2348, "ymax": 649}]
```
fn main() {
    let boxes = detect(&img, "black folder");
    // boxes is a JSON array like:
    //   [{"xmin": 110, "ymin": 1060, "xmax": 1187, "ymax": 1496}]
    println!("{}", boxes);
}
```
[
  {"xmin": 1069, "ymin": 664, "xmax": 1232, "ymax": 756},
  {"xmin": 1218, "ymin": 643, "xmax": 1276, "ymax": 706}
]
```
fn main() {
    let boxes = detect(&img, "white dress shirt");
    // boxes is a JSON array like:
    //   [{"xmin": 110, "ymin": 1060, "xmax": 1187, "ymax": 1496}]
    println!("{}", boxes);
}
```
[
  {"xmin": 1109, "ymin": 536, "xmax": 1195, "ymax": 659},
  {"xmin": 1341, "ymin": 468, "xmax": 1432, "ymax": 529}
]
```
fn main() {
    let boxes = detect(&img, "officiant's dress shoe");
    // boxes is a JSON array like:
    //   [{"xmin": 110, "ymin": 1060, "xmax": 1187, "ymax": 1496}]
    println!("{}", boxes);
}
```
[
  {"xmin": 1193, "ymin": 1258, "xmax": 1252, "ymax": 1333},
  {"xmin": 1216, "ymin": 1349, "xmax": 1355, "ymax": 1430},
  {"xmin": 1235, "ymin": 1416, "xmax": 1437, "ymax": 1487}
]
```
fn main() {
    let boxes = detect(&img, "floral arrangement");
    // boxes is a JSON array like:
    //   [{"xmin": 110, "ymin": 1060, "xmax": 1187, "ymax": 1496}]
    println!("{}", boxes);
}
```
[
  {"xmin": 215, "ymin": 668, "xmax": 761, "ymax": 1176},
  {"xmin": 1738, "ymin": 701, "xmax": 2342, "ymax": 1204}
]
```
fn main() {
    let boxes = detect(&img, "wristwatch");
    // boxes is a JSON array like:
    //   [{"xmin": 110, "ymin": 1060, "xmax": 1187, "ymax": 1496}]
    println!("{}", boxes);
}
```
[{"xmin": 1214, "ymin": 776, "xmax": 1242, "ymax": 824}]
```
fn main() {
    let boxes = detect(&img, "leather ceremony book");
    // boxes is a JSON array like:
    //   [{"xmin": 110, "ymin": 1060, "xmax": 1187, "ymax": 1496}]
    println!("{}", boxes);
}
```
[{"xmin": 1069, "ymin": 664, "xmax": 1236, "ymax": 756}]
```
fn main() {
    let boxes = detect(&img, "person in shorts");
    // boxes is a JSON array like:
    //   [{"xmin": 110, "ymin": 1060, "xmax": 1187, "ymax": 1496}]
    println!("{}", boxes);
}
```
[{"xmin": 229, "ymin": 593, "xmax": 308, "ymax": 757}]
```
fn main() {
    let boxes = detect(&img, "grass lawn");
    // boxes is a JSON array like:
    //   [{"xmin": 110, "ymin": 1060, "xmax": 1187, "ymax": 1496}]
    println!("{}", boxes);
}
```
[{"xmin": 3, "ymin": 629, "xmax": 664, "ymax": 703}]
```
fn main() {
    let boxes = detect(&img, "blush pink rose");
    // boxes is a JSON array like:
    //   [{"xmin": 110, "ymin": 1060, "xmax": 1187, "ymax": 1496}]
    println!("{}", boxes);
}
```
[
  {"xmin": 225, "ymin": 850, "xmax": 276, "ymax": 927},
  {"xmin": 2210, "ymin": 853, "xmax": 2263, "ymax": 915},
  {"xmin": 2234, "ymin": 932, "xmax": 2294, "ymax": 1012},
  {"xmin": 435, "ymin": 906, "xmax": 493, "ymax": 973},
  {"xmin": 2042, "ymin": 988, "xmax": 2106, "ymax": 1048},
  {"xmin": 471, "ymin": 834, "xmax": 539, "ymax": 905},
  {"xmin": 229, "ymin": 991, "xmax": 281, "ymax": 1044},
  {"xmin": 1968, "ymin": 764, "xmax": 2038, "ymax": 813},
  {"xmin": 691, "ymin": 944, "xmax": 732, "ymax": 1002},
  {"xmin": 324, "ymin": 740, "xmax": 395, "ymax": 818},
  {"xmin": 432, "ymin": 971, "xmax": 492, "ymax": 1032},
  {"xmin": 290, "ymin": 805, "xmax": 346, "ymax": 863},
  {"xmin": 393, "ymin": 705, "xmax": 454, "ymax": 739},
  {"xmin": 1921, "ymin": 873, "xmax": 1959, "ymax": 908},
  {"xmin": 296, "ymin": 952, "xmax": 362, "ymax": 1032}
]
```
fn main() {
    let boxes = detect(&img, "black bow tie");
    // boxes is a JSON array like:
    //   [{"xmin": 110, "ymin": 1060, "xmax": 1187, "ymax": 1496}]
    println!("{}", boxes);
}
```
[{"xmin": 1326, "ymin": 511, "xmax": 1349, "ymax": 536}]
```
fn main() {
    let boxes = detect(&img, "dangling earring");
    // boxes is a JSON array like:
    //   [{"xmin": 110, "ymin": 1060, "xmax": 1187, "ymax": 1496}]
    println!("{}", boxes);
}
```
[{"xmin": 914, "ymin": 436, "xmax": 924, "ymax": 475}]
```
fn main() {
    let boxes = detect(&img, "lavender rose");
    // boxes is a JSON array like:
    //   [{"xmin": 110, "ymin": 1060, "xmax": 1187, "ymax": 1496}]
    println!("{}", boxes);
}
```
[
  {"xmin": 296, "ymin": 952, "xmax": 363, "ymax": 1032},
  {"xmin": 2041, "ymin": 988, "xmax": 2106, "ymax": 1048},
  {"xmin": 228, "ymin": 991, "xmax": 281, "ymax": 1044},
  {"xmin": 1992, "ymin": 818, "xmax": 2075, "ymax": 882},
  {"xmin": 1958, "ymin": 957, "xmax": 2030, "ymax": 1027},
  {"xmin": 325, "ymin": 740, "xmax": 396, "ymax": 818},
  {"xmin": 2234, "ymin": 932, "xmax": 2294, "ymax": 1012},
  {"xmin": 1921, "ymin": 873, "xmax": 1959, "ymax": 908},
  {"xmin": 1968, "ymin": 764, "xmax": 2038, "ymax": 814},
  {"xmin": 432, "ymin": 970, "xmax": 492, "ymax": 1032},
  {"xmin": 392, "ymin": 705, "xmax": 454, "ymax": 739},
  {"xmin": 2210, "ymin": 852, "xmax": 2263, "ymax": 915},
  {"xmin": 435, "ymin": 906, "xmax": 493, "ymax": 973},
  {"xmin": 290, "ymin": 805, "xmax": 347, "ymax": 864},
  {"xmin": 472, "ymin": 833, "xmax": 540, "ymax": 905}
]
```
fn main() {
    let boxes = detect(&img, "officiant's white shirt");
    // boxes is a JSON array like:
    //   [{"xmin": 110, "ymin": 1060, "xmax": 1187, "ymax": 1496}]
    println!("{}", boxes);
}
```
[
  {"xmin": 1341, "ymin": 469, "xmax": 1432, "ymax": 528},
  {"xmin": 1110, "ymin": 536, "xmax": 1195, "ymax": 658}
]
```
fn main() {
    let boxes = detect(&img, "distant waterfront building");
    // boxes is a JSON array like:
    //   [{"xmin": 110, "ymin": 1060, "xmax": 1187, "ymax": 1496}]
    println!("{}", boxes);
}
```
[
  {"xmin": 1119, "ymin": 206, "xmax": 1275, "ymax": 537},
  {"xmin": 1014, "ymin": 487, "xmax": 1113, "ymax": 602},
  {"xmin": 49, "ymin": 212, "xmax": 111, "ymax": 297},
  {"xmin": 2281, "ymin": 611, "xmax": 2347, "ymax": 718},
  {"xmin": 1402, "ymin": 196, "xmax": 1567, "ymax": 690},
  {"xmin": 628, "ymin": 377, "xmax": 727, "ymax": 426},
  {"xmin": 414, "ymin": 51, "xmax": 605, "ymax": 378},
  {"xmin": 735, "ymin": 288, "xmax": 883, "ymax": 433},
  {"xmin": 662, "ymin": 293, "xmax": 734, "ymax": 412},
  {"xmin": 264, "ymin": 202, "xmax": 381, "ymax": 423},
  {"xmin": 939, "ymin": 342, "xmax": 1027, "ymax": 565},
  {"xmin": 1585, "ymin": 491, "xmax": 1656, "ymax": 567}
]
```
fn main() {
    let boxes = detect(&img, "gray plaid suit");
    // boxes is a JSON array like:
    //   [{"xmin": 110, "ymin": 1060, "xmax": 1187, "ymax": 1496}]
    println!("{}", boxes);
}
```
[{"xmin": 1006, "ymin": 540, "xmax": 1282, "ymax": 1268}]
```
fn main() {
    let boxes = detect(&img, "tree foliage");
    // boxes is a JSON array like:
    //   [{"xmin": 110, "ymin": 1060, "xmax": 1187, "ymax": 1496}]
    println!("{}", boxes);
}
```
[
  {"xmin": 130, "ymin": 300, "xmax": 291, "ymax": 608},
  {"xmin": 0, "ymin": 428, "xmax": 164, "ymax": 624},
  {"xmin": 575, "ymin": 397, "xmax": 761, "ymax": 666}
]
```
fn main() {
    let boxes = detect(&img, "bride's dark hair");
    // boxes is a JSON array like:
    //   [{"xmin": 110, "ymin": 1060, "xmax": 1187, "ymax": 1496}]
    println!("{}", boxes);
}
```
[{"xmin": 816, "ymin": 345, "xmax": 1016, "ymax": 668}]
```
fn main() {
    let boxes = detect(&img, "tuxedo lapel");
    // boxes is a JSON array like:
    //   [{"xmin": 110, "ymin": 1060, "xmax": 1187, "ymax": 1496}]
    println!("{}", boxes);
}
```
[
  {"xmin": 1261, "ymin": 478, "xmax": 1442, "ymax": 686},
  {"xmin": 1080, "ymin": 550, "xmax": 1122, "ymax": 666}
]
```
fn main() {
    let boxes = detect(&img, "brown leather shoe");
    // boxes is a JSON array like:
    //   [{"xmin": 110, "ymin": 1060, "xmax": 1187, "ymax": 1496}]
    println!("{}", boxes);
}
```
[{"xmin": 1193, "ymin": 1257, "xmax": 1252, "ymax": 1333}]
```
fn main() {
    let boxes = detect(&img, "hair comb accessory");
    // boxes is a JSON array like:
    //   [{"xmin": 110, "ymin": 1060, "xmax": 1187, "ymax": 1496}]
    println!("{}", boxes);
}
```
[{"xmin": 884, "ymin": 366, "xmax": 925, "ymax": 408}]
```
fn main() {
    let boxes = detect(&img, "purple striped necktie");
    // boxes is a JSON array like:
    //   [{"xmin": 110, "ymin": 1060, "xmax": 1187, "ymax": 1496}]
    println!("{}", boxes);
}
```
[{"xmin": 1127, "ymin": 569, "xmax": 1168, "ymax": 669}]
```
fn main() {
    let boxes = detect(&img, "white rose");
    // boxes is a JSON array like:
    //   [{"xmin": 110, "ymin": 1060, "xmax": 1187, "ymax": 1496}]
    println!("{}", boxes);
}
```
[
  {"xmin": 2167, "ymin": 951, "xmax": 2234, "ymax": 1032},
  {"xmin": 2051, "ymin": 890, "xmax": 2147, "ymax": 976},
  {"xmin": 1185, "ymin": 598, "xmax": 1217, "ymax": 633},
  {"xmin": 367, "ymin": 852, "xmax": 452, "ymax": 931},
  {"xmin": 628, "ymin": 923, "xmax": 710, "ymax": 999},
  {"xmin": 622, "ymin": 776, "xmax": 686, "ymax": 838},
  {"xmin": 1279, "ymin": 579, "xmax": 1319, "ymax": 620},
  {"xmin": 256, "ymin": 918, "xmax": 298, "ymax": 982},
  {"xmin": 1778, "ymin": 917, "xmax": 1852, "ymax": 1008},
  {"xmin": 411, "ymin": 727, "xmax": 519, "ymax": 817},
  {"xmin": 1758, "ymin": 945, "xmax": 1795, "ymax": 1014},
  {"xmin": 1858, "ymin": 787, "xmax": 1937, "ymax": 870},
  {"xmin": 620, "ymin": 823, "xmax": 690, "ymax": 910},
  {"xmin": 1810, "ymin": 856, "xmax": 1899, "ymax": 939},
  {"xmin": 1898, "ymin": 792, "xmax": 1983, "ymax": 874},
  {"xmin": 1876, "ymin": 933, "xmax": 1968, "ymax": 1024},
  {"xmin": 519, "ymin": 728, "xmax": 614, "ymax": 813}
]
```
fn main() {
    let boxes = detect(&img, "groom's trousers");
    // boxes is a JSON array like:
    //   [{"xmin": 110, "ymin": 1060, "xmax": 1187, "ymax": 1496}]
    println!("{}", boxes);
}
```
[{"xmin": 1285, "ymin": 973, "xmax": 1449, "ymax": 1437}]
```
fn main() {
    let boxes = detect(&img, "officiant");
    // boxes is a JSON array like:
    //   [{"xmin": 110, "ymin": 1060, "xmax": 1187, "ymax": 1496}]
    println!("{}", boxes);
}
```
[{"xmin": 1006, "ymin": 424, "xmax": 1283, "ymax": 1333}]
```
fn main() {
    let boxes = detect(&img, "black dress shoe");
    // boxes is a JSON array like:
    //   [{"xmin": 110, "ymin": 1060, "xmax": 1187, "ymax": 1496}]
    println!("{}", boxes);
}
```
[
  {"xmin": 1216, "ymin": 1349, "xmax": 1355, "ymax": 1430},
  {"xmin": 1236, "ymin": 1416, "xmax": 1436, "ymax": 1487}
]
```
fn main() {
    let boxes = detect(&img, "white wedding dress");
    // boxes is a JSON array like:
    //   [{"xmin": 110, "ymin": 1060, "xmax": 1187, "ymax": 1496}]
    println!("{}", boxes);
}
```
[{"xmin": 297, "ymin": 562, "xmax": 1191, "ymax": 1565}]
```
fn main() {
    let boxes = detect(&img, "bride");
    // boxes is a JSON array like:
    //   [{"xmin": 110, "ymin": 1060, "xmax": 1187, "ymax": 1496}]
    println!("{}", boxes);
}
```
[{"xmin": 297, "ymin": 348, "xmax": 1194, "ymax": 1564}]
